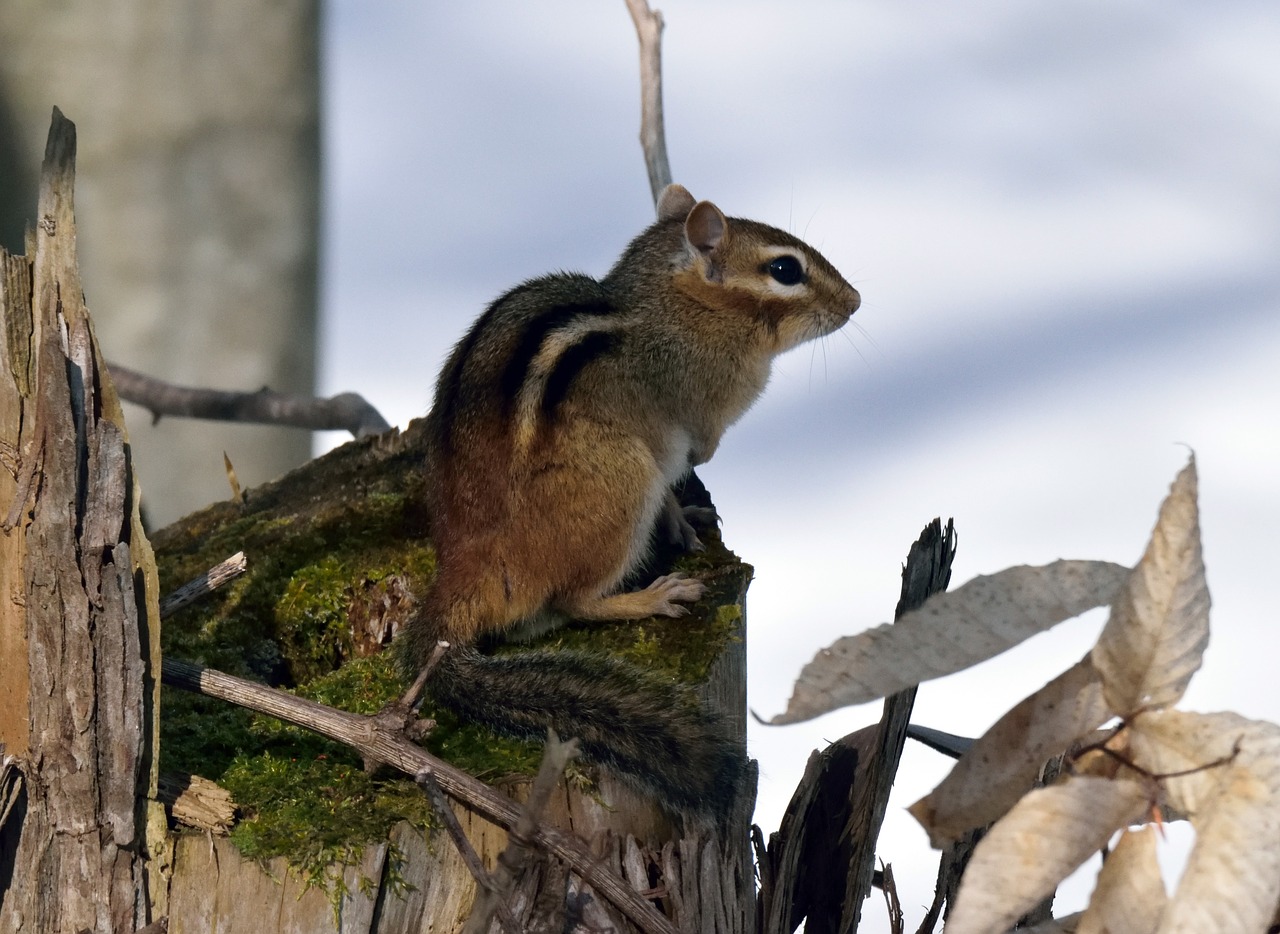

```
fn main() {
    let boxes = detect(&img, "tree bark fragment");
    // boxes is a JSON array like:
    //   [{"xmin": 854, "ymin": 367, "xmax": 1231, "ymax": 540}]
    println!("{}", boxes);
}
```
[{"xmin": 0, "ymin": 109, "xmax": 162, "ymax": 934}]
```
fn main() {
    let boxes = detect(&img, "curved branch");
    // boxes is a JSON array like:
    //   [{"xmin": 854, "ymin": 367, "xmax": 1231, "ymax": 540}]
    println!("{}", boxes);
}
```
[
  {"xmin": 109, "ymin": 362, "xmax": 392, "ymax": 439},
  {"xmin": 159, "ymin": 658, "xmax": 679, "ymax": 934},
  {"xmin": 625, "ymin": 0, "xmax": 673, "ymax": 205}
]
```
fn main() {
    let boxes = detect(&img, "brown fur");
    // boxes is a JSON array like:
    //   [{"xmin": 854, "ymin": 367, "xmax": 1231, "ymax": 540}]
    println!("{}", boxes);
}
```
[{"xmin": 401, "ymin": 185, "xmax": 860, "ymax": 817}]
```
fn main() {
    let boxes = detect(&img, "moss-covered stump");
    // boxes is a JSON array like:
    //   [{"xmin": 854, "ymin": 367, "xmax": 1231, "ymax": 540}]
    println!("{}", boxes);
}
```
[{"xmin": 153, "ymin": 419, "xmax": 755, "ymax": 931}]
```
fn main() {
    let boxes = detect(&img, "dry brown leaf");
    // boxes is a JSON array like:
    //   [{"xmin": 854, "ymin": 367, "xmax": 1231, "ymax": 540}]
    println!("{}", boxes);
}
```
[
  {"xmin": 1124, "ymin": 709, "xmax": 1280, "ymax": 933},
  {"xmin": 1156, "ymin": 765, "xmax": 1280, "ymax": 934},
  {"xmin": 1076, "ymin": 826, "xmax": 1165, "ymax": 934},
  {"xmin": 909, "ymin": 655, "xmax": 1112, "ymax": 847},
  {"xmin": 1128, "ymin": 709, "xmax": 1280, "ymax": 815},
  {"xmin": 945, "ymin": 777, "xmax": 1150, "ymax": 934},
  {"xmin": 770, "ymin": 560, "xmax": 1130, "ymax": 725},
  {"xmin": 1092, "ymin": 456, "xmax": 1209, "ymax": 716}
]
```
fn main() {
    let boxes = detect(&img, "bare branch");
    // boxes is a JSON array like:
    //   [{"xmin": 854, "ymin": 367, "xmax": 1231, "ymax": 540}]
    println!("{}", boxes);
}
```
[
  {"xmin": 159, "ymin": 658, "xmax": 680, "ymax": 934},
  {"xmin": 915, "ymin": 826, "xmax": 984, "ymax": 934},
  {"xmin": 624, "ymin": 0, "xmax": 673, "ymax": 205},
  {"xmin": 464, "ymin": 730, "xmax": 580, "ymax": 934},
  {"xmin": 419, "ymin": 771, "xmax": 521, "ymax": 934},
  {"xmin": 159, "ymin": 552, "xmax": 248, "ymax": 618},
  {"xmin": 109, "ymin": 362, "xmax": 392, "ymax": 438},
  {"xmin": 397, "ymin": 641, "xmax": 450, "ymax": 711}
]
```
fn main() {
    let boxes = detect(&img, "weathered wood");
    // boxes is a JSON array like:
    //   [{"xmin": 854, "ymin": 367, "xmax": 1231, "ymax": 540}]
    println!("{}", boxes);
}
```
[
  {"xmin": 0, "ymin": 227, "xmax": 33, "ymax": 758},
  {"xmin": 0, "ymin": 109, "xmax": 162, "ymax": 933},
  {"xmin": 842, "ymin": 519, "xmax": 956, "ymax": 932},
  {"xmin": 754, "ymin": 520, "xmax": 956, "ymax": 934},
  {"xmin": 157, "ymin": 773, "xmax": 236, "ymax": 834},
  {"xmin": 166, "ymin": 832, "xmax": 387, "ymax": 934}
]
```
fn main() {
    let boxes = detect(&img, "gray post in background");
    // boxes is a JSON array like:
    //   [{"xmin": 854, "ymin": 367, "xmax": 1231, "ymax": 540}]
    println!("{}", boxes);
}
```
[{"xmin": 0, "ymin": 1, "xmax": 320, "ymax": 527}]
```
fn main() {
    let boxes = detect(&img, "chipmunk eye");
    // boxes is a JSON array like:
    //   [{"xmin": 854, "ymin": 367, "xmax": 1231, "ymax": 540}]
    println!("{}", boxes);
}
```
[{"xmin": 766, "ymin": 255, "xmax": 804, "ymax": 286}]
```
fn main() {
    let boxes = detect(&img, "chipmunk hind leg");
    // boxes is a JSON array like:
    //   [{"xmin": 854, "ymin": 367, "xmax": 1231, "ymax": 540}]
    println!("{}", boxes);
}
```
[
  {"xmin": 523, "ymin": 428, "xmax": 706, "ymax": 621},
  {"xmin": 567, "ymin": 573, "xmax": 706, "ymax": 621}
]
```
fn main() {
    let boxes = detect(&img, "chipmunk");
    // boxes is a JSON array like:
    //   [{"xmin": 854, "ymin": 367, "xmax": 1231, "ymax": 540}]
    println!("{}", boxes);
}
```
[{"xmin": 401, "ymin": 184, "xmax": 860, "ymax": 821}]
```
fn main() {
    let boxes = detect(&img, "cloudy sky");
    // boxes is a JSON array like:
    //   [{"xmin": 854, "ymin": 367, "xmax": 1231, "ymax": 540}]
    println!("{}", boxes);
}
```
[{"xmin": 319, "ymin": 2, "xmax": 1280, "ymax": 924}]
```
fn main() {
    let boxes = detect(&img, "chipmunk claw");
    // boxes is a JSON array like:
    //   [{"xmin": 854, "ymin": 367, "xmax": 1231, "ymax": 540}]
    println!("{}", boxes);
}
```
[{"xmin": 645, "ymin": 573, "xmax": 707, "ymax": 617}]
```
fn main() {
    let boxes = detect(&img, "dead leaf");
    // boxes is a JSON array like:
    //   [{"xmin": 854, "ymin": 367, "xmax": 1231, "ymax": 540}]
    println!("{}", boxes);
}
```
[
  {"xmin": 770, "ymin": 560, "xmax": 1130, "ymax": 725},
  {"xmin": 1128, "ymin": 709, "xmax": 1280, "ymax": 816},
  {"xmin": 1156, "ymin": 765, "xmax": 1280, "ymax": 934},
  {"xmin": 1126, "ymin": 709, "xmax": 1280, "ymax": 934},
  {"xmin": 1076, "ymin": 826, "xmax": 1165, "ymax": 934},
  {"xmin": 1092, "ymin": 456, "xmax": 1209, "ymax": 715},
  {"xmin": 909, "ymin": 655, "xmax": 1112, "ymax": 847},
  {"xmin": 945, "ymin": 776, "xmax": 1150, "ymax": 934}
]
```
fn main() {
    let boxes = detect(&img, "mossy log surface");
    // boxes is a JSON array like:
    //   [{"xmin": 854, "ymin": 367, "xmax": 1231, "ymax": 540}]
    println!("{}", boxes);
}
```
[{"xmin": 153, "ymin": 416, "xmax": 756, "ymax": 931}]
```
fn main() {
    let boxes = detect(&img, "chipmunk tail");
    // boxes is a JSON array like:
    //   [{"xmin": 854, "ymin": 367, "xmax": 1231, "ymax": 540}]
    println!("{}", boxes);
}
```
[{"xmin": 426, "ymin": 644, "xmax": 745, "ymax": 823}]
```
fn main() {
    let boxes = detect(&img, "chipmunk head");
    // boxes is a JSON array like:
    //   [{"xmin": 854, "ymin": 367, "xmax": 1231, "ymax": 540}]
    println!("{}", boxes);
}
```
[{"xmin": 658, "ymin": 184, "xmax": 860, "ymax": 354}]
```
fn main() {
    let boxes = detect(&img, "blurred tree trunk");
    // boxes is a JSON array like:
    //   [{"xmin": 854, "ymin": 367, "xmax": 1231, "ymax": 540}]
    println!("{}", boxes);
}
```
[{"xmin": 0, "ymin": 0, "xmax": 320, "ymax": 526}]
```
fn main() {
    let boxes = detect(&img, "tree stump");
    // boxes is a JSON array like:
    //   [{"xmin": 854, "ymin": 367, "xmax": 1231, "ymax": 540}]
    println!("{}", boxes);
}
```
[{"xmin": 0, "ymin": 109, "xmax": 163, "ymax": 934}]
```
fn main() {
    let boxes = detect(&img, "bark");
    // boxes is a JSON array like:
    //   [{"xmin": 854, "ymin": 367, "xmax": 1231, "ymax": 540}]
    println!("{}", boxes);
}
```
[{"xmin": 0, "ymin": 109, "xmax": 162, "ymax": 934}]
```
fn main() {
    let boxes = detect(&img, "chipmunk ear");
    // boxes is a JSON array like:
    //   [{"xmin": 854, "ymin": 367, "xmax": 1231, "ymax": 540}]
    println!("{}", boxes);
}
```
[
  {"xmin": 684, "ymin": 200, "xmax": 726, "ymax": 256},
  {"xmin": 657, "ymin": 184, "xmax": 697, "ymax": 221}
]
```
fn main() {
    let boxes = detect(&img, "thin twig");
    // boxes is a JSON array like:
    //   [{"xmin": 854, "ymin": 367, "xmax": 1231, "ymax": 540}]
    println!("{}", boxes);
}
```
[
  {"xmin": 222, "ymin": 452, "xmax": 244, "ymax": 504},
  {"xmin": 159, "ymin": 658, "xmax": 680, "ymax": 934},
  {"xmin": 418, "ymin": 771, "xmax": 521, "ymax": 934},
  {"xmin": 624, "ymin": 0, "xmax": 673, "ymax": 205},
  {"xmin": 915, "ymin": 826, "xmax": 984, "ymax": 934},
  {"xmin": 158, "ymin": 552, "xmax": 248, "ymax": 618},
  {"xmin": 109, "ymin": 362, "xmax": 392, "ymax": 439},
  {"xmin": 397, "ymin": 641, "xmax": 450, "ymax": 711},
  {"xmin": 881, "ymin": 861, "xmax": 905, "ymax": 934},
  {"xmin": 464, "ymin": 731, "xmax": 580, "ymax": 934}
]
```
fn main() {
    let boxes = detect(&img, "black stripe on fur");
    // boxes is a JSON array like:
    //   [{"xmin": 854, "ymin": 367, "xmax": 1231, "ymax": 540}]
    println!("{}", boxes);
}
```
[
  {"xmin": 539, "ymin": 329, "xmax": 618, "ymax": 419},
  {"xmin": 428, "ymin": 645, "xmax": 744, "ymax": 822},
  {"xmin": 499, "ymin": 300, "xmax": 615, "ymax": 414}
]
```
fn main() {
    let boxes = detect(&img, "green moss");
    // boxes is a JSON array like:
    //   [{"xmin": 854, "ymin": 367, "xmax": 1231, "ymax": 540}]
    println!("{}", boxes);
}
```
[
  {"xmin": 222, "ymin": 751, "xmax": 432, "ymax": 899},
  {"xmin": 547, "ymin": 553, "xmax": 748, "ymax": 685},
  {"xmin": 156, "ymin": 431, "xmax": 749, "ymax": 894},
  {"xmin": 275, "ymin": 558, "xmax": 359, "ymax": 682}
]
